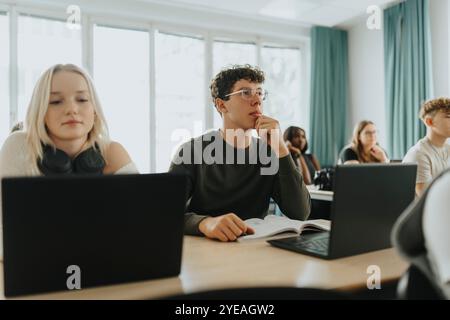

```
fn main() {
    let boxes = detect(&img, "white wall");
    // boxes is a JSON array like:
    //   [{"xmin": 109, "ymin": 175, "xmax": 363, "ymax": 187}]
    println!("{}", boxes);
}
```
[
  {"xmin": 430, "ymin": 0, "xmax": 450, "ymax": 97},
  {"xmin": 347, "ymin": 17, "xmax": 387, "ymax": 148},
  {"xmin": 346, "ymin": 0, "xmax": 450, "ymax": 151}
]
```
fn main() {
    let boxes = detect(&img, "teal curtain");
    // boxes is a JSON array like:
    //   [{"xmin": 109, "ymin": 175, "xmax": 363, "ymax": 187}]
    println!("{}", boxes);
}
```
[
  {"xmin": 309, "ymin": 27, "xmax": 348, "ymax": 167},
  {"xmin": 384, "ymin": 0, "xmax": 433, "ymax": 159}
]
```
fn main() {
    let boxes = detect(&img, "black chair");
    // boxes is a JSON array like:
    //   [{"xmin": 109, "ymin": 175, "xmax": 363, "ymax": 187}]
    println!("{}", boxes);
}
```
[
  {"xmin": 165, "ymin": 287, "xmax": 351, "ymax": 300},
  {"xmin": 392, "ymin": 170, "xmax": 450, "ymax": 300},
  {"xmin": 397, "ymin": 265, "xmax": 443, "ymax": 300}
]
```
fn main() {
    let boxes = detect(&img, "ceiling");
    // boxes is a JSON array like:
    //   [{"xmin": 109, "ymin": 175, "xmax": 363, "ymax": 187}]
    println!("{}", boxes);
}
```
[{"xmin": 138, "ymin": 0, "xmax": 400, "ymax": 27}]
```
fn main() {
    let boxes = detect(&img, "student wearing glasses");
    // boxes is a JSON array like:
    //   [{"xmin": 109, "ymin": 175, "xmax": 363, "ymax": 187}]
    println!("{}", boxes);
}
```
[
  {"xmin": 339, "ymin": 120, "xmax": 389, "ymax": 164},
  {"xmin": 169, "ymin": 65, "xmax": 311, "ymax": 242}
]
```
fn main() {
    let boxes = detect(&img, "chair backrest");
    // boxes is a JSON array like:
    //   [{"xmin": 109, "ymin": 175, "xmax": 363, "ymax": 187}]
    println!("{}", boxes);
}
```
[
  {"xmin": 397, "ymin": 265, "xmax": 443, "ymax": 300},
  {"xmin": 392, "ymin": 169, "xmax": 450, "ymax": 300}
]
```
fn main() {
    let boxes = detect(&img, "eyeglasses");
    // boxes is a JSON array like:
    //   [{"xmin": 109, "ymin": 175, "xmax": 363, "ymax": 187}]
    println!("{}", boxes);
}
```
[
  {"xmin": 362, "ymin": 130, "xmax": 378, "ymax": 136},
  {"xmin": 224, "ymin": 88, "xmax": 268, "ymax": 101}
]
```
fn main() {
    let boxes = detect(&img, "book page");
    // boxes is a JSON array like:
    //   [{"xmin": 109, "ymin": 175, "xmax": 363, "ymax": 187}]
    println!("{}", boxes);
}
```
[
  {"xmin": 299, "ymin": 219, "xmax": 331, "ymax": 233},
  {"xmin": 238, "ymin": 215, "xmax": 303, "ymax": 242},
  {"xmin": 238, "ymin": 216, "xmax": 331, "ymax": 242}
]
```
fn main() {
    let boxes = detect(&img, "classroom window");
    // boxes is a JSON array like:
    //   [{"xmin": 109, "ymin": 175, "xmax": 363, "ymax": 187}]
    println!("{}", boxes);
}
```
[
  {"xmin": 155, "ymin": 31, "xmax": 205, "ymax": 172},
  {"xmin": 0, "ymin": 12, "xmax": 9, "ymax": 146},
  {"xmin": 4, "ymin": 5, "xmax": 307, "ymax": 173},
  {"xmin": 260, "ymin": 46, "xmax": 302, "ymax": 133},
  {"xmin": 17, "ymin": 15, "xmax": 82, "ymax": 123},
  {"xmin": 212, "ymin": 40, "xmax": 257, "ymax": 129},
  {"xmin": 93, "ymin": 25, "xmax": 150, "ymax": 173}
]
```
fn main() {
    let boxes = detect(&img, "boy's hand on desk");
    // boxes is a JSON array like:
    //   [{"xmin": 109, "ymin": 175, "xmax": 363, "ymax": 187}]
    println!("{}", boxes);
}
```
[{"xmin": 198, "ymin": 213, "xmax": 255, "ymax": 242}]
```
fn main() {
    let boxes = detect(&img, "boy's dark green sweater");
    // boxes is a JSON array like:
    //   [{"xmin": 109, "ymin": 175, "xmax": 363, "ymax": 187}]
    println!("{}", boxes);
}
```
[{"xmin": 169, "ymin": 130, "xmax": 311, "ymax": 235}]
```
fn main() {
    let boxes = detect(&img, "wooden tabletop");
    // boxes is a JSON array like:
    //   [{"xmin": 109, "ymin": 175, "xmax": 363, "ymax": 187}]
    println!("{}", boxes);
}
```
[{"xmin": 0, "ymin": 235, "xmax": 408, "ymax": 299}]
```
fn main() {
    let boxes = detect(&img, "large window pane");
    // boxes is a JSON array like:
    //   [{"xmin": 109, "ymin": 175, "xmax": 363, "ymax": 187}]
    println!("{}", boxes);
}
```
[
  {"xmin": 18, "ymin": 15, "xmax": 82, "ymax": 122},
  {"xmin": 261, "ymin": 46, "xmax": 303, "ymax": 133},
  {"xmin": 155, "ymin": 32, "xmax": 205, "ymax": 172},
  {"xmin": 212, "ymin": 40, "xmax": 256, "ymax": 128},
  {"xmin": 94, "ymin": 25, "xmax": 150, "ymax": 173},
  {"xmin": 0, "ymin": 12, "xmax": 9, "ymax": 146},
  {"xmin": 213, "ymin": 40, "xmax": 256, "ymax": 74}
]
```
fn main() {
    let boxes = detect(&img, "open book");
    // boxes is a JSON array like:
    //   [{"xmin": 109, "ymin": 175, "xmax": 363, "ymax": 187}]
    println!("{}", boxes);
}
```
[{"xmin": 237, "ymin": 215, "xmax": 331, "ymax": 242}]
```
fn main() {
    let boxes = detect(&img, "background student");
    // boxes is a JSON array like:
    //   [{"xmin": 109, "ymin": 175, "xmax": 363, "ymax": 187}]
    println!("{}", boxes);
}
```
[
  {"xmin": 339, "ymin": 120, "xmax": 389, "ymax": 164},
  {"xmin": 283, "ymin": 126, "xmax": 321, "ymax": 185},
  {"xmin": 403, "ymin": 98, "xmax": 450, "ymax": 196}
]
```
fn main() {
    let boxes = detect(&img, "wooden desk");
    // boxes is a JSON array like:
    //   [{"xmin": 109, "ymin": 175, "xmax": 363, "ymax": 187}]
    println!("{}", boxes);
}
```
[{"xmin": 0, "ymin": 236, "xmax": 408, "ymax": 300}]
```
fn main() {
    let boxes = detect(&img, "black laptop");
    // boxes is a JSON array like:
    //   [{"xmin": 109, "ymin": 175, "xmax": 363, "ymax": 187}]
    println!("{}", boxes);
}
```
[
  {"xmin": 268, "ymin": 164, "xmax": 417, "ymax": 259},
  {"xmin": 2, "ymin": 173, "xmax": 186, "ymax": 297}
]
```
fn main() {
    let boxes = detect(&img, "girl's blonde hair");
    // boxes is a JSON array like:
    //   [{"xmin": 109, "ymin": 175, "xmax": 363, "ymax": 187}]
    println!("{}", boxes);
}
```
[
  {"xmin": 25, "ymin": 64, "xmax": 110, "ymax": 173},
  {"xmin": 350, "ymin": 120, "xmax": 380, "ymax": 163}
]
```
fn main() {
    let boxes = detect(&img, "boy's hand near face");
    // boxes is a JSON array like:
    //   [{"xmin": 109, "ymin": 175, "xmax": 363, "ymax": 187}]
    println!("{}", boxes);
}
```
[{"xmin": 255, "ymin": 115, "xmax": 289, "ymax": 158}]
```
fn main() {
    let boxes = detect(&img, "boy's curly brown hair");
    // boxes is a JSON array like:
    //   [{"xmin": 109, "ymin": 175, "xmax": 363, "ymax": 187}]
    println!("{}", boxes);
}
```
[
  {"xmin": 210, "ymin": 64, "xmax": 265, "ymax": 108},
  {"xmin": 420, "ymin": 97, "xmax": 450, "ymax": 120}
]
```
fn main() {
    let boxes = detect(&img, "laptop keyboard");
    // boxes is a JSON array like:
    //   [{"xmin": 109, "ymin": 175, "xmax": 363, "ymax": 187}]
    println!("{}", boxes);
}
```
[
  {"xmin": 295, "ymin": 237, "xmax": 327, "ymax": 252},
  {"xmin": 272, "ymin": 233, "xmax": 330, "ymax": 255}
]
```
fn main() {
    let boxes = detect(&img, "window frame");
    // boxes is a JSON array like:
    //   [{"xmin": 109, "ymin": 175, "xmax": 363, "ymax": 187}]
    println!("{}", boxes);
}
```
[
  {"xmin": 0, "ymin": 9, "xmax": 10, "ymax": 141},
  {"xmin": 260, "ymin": 43, "xmax": 307, "ymax": 134},
  {"xmin": 1, "ymin": 1, "xmax": 309, "ymax": 172}
]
